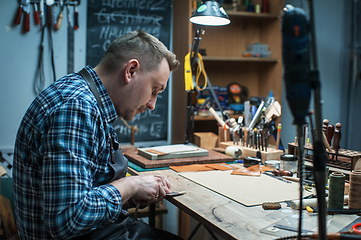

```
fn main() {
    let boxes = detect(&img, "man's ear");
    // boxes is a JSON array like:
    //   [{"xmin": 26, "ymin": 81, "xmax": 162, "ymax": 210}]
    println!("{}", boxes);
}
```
[{"xmin": 124, "ymin": 59, "xmax": 140, "ymax": 84}]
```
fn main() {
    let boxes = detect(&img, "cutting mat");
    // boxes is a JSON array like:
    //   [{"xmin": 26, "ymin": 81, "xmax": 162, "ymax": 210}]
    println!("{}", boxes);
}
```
[
  {"xmin": 125, "ymin": 149, "xmax": 234, "ymax": 169},
  {"xmin": 180, "ymin": 170, "xmax": 307, "ymax": 206}
]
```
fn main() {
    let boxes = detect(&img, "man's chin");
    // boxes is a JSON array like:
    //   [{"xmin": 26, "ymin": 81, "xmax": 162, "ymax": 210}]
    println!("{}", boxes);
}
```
[
  {"xmin": 119, "ymin": 109, "xmax": 142, "ymax": 121},
  {"xmin": 121, "ymin": 113, "xmax": 135, "ymax": 121}
]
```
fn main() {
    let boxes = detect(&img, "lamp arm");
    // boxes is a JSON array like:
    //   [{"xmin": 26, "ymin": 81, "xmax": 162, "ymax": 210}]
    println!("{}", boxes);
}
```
[
  {"xmin": 190, "ymin": 26, "xmax": 226, "ymax": 120},
  {"xmin": 190, "ymin": 26, "xmax": 203, "ymax": 71}
]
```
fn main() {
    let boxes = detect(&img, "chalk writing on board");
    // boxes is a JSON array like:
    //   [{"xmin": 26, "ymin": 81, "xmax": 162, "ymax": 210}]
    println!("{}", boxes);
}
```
[
  {"xmin": 87, "ymin": 0, "xmax": 171, "ymax": 68},
  {"xmin": 86, "ymin": 0, "xmax": 172, "ymax": 144}
]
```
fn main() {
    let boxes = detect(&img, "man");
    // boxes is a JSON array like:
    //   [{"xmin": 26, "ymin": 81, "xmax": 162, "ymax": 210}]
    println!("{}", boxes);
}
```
[{"xmin": 13, "ymin": 30, "xmax": 180, "ymax": 239}]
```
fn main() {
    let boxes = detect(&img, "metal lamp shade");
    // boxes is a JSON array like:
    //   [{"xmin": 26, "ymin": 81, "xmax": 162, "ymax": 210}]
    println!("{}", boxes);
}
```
[{"xmin": 190, "ymin": 1, "xmax": 230, "ymax": 26}]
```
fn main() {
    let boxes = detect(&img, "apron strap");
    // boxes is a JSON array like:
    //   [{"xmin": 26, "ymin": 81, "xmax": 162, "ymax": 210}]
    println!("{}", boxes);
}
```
[
  {"xmin": 79, "ymin": 68, "xmax": 104, "ymax": 109},
  {"xmin": 79, "ymin": 68, "xmax": 127, "ymax": 181}
]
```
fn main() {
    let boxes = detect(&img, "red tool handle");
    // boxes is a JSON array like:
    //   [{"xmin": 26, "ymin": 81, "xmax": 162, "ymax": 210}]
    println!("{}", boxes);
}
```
[
  {"xmin": 34, "ymin": 11, "xmax": 40, "ymax": 24},
  {"xmin": 23, "ymin": 12, "xmax": 30, "ymax": 32},
  {"xmin": 34, "ymin": 4, "xmax": 40, "ymax": 25},
  {"xmin": 74, "ymin": 10, "xmax": 78, "ymax": 30},
  {"xmin": 14, "ymin": 6, "xmax": 23, "ymax": 25}
]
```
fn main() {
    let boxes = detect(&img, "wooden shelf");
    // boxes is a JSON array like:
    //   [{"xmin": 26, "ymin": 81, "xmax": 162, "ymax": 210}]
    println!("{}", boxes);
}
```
[
  {"xmin": 227, "ymin": 11, "xmax": 279, "ymax": 19},
  {"xmin": 171, "ymin": 0, "xmax": 284, "ymax": 144},
  {"xmin": 202, "ymin": 56, "xmax": 278, "ymax": 63}
]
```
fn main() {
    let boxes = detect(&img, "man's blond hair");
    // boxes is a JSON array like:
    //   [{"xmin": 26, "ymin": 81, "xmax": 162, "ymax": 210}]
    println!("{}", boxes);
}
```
[{"xmin": 100, "ymin": 30, "xmax": 179, "ymax": 72}]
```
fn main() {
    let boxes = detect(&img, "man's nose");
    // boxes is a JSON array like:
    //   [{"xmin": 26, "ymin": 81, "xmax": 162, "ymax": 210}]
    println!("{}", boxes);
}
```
[{"xmin": 146, "ymin": 97, "xmax": 157, "ymax": 110}]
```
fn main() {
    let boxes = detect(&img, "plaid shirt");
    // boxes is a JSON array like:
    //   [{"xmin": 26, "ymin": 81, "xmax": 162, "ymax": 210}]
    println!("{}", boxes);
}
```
[{"xmin": 13, "ymin": 66, "xmax": 125, "ymax": 239}]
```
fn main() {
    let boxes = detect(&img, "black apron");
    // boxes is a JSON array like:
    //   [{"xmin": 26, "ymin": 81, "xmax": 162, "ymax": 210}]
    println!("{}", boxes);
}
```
[{"xmin": 77, "ymin": 68, "xmax": 181, "ymax": 240}]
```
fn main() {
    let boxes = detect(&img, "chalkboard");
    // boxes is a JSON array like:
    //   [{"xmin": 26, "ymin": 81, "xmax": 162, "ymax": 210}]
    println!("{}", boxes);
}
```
[{"xmin": 86, "ymin": 0, "xmax": 173, "ymax": 145}]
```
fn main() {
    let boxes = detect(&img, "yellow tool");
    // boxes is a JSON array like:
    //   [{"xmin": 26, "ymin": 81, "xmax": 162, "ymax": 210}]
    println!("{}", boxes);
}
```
[{"xmin": 184, "ymin": 52, "xmax": 208, "ymax": 91}]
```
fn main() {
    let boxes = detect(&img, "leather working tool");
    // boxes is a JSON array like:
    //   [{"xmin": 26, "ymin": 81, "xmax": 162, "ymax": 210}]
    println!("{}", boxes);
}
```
[
  {"xmin": 33, "ymin": 2, "xmax": 40, "ymax": 25},
  {"xmin": 66, "ymin": 0, "xmax": 80, "ymax": 73},
  {"xmin": 322, "ymin": 119, "xmax": 329, "ymax": 136},
  {"xmin": 327, "ymin": 124, "xmax": 335, "ymax": 146},
  {"xmin": 14, "ymin": 0, "xmax": 30, "ymax": 32},
  {"xmin": 39, "ymin": 0, "xmax": 45, "ymax": 27},
  {"xmin": 55, "ymin": 0, "xmax": 64, "ymax": 30},
  {"xmin": 74, "ymin": 0, "xmax": 80, "ymax": 30},
  {"xmin": 333, "ymin": 123, "xmax": 342, "ymax": 150},
  {"xmin": 35, "ymin": 0, "xmax": 57, "ymax": 94},
  {"xmin": 46, "ymin": 0, "xmax": 54, "ymax": 29}
]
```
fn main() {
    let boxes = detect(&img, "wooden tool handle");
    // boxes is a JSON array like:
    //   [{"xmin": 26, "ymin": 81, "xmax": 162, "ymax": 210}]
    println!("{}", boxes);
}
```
[
  {"xmin": 23, "ymin": 12, "xmax": 30, "ymax": 32},
  {"xmin": 322, "ymin": 132, "xmax": 333, "ymax": 152},
  {"xmin": 322, "ymin": 119, "xmax": 329, "ymax": 136},
  {"xmin": 14, "ymin": 6, "xmax": 23, "ymax": 25},
  {"xmin": 209, "ymin": 107, "xmax": 228, "ymax": 129},
  {"xmin": 333, "ymin": 130, "xmax": 341, "ymax": 150},
  {"xmin": 46, "ymin": 5, "xmax": 52, "ymax": 26},
  {"xmin": 326, "ymin": 124, "xmax": 334, "ymax": 146},
  {"xmin": 55, "ymin": 12, "xmax": 63, "ymax": 30},
  {"xmin": 34, "ymin": 10, "xmax": 40, "ymax": 25},
  {"xmin": 34, "ymin": 4, "xmax": 40, "ymax": 25}
]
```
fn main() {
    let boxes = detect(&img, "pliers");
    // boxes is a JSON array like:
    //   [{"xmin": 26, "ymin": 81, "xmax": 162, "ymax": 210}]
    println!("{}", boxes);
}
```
[{"xmin": 14, "ymin": 0, "xmax": 30, "ymax": 32}]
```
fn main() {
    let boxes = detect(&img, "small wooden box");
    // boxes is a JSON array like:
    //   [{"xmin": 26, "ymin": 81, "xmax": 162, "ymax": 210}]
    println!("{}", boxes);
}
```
[
  {"xmin": 220, "ymin": 141, "xmax": 284, "ymax": 163},
  {"xmin": 193, "ymin": 132, "xmax": 218, "ymax": 150}
]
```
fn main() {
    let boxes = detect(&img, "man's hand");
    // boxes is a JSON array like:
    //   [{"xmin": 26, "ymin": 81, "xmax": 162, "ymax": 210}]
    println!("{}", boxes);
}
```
[{"xmin": 110, "ymin": 175, "xmax": 171, "ymax": 206}]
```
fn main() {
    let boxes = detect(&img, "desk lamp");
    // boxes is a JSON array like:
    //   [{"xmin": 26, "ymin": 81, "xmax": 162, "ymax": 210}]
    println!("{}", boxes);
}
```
[{"xmin": 185, "ymin": 1, "xmax": 230, "ymax": 143}]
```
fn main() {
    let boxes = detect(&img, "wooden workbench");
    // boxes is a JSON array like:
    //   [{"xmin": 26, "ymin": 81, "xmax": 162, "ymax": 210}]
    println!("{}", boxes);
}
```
[{"xmin": 128, "ymin": 167, "xmax": 359, "ymax": 240}]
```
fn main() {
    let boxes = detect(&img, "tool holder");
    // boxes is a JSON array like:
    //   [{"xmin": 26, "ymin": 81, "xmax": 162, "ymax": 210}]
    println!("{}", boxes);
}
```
[
  {"xmin": 28, "ymin": 1, "xmax": 79, "ymax": 5},
  {"xmin": 288, "ymin": 142, "xmax": 361, "ymax": 173},
  {"xmin": 220, "ymin": 141, "xmax": 284, "ymax": 163}
]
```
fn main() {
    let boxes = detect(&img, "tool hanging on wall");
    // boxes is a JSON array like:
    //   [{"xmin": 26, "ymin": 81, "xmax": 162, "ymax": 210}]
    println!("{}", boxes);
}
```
[
  {"xmin": 14, "ymin": 0, "xmax": 31, "ymax": 32},
  {"xmin": 66, "ymin": 0, "xmax": 81, "ymax": 74},
  {"xmin": 74, "ymin": 1, "xmax": 79, "ymax": 30},
  {"xmin": 33, "ymin": 1, "xmax": 40, "ymax": 25},
  {"xmin": 47, "ymin": 0, "xmax": 56, "ymax": 80},
  {"xmin": 18, "ymin": 0, "xmax": 81, "ymax": 93},
  {"xmin": 34, "ymin": 17, "xmax": 56, "ymax": 94},
  {"xmin": 55, "ymin": 0, "xmax": 64, "ymax": 30}
]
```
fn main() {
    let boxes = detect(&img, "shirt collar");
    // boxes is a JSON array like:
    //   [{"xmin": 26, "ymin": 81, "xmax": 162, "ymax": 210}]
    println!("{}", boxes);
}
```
[{"xmin": 84, "ymin": 65, "xmax": 118, "ymax": 123}]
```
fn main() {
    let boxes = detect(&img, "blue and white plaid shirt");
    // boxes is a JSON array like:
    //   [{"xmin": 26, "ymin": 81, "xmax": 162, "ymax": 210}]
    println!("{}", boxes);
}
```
[{"xmin": 14, "ymin": 66, "xmax": 125, "ymax": 239}]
